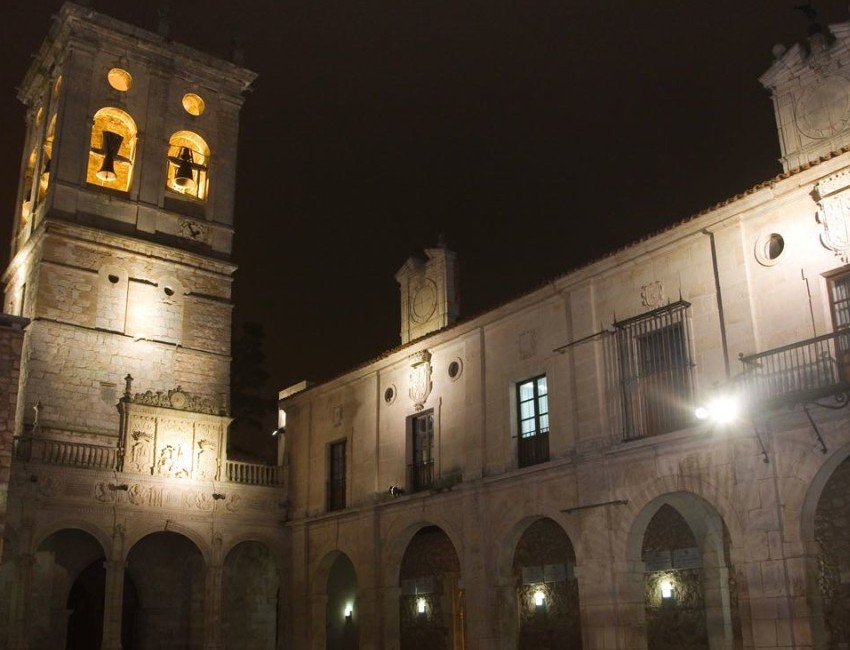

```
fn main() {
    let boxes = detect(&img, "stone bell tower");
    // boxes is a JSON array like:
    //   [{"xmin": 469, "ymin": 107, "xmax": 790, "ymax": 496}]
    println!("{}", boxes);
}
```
[
  {"xmin": 760, "ymin": 6, "xmax": 850, "ymax": 171},
  {"xmin": 2, "ymin": 2, "xmax": 256, "ymax": 441},
  {"xmin": 395, "ymin": 237, "xmax": 460, "ymax": 344}
]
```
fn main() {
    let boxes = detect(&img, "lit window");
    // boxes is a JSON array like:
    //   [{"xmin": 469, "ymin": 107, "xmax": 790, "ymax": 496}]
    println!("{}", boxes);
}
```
[
  {"xmin": 107, "ymin": 68, "xmax": 132, "ymax": 92},
  {"xmin": 166, "ymin": 131, "xmax": 210, "ymax": 201},
  {"xmin": 182, "ymin": 93, "xmax": 205, "ymax": 116},
  {"xmin": 616, "ymin": 301, "xmax": 694, "ymax": 439},
  {"xmin": 327, "ymin": 440, "xmax": 346, "ymax": 512},
  {"xmin": 409, "ymin": 411, "xmax": 434, "ymax": 492},
  {"xmin": 516, "ymin": 375, "xmax": 549, "ymax": 467},
  {"xmin": 86, "ymin": 107, "xmax": 137, "ymax": 191}
]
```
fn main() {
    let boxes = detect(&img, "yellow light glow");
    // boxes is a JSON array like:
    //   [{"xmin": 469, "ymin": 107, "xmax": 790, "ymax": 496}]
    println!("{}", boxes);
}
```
[
  {"xmin": 182, "ymin": 93, "xmax": 205, "ymax": 116},
  {"xmin": 660, "ymin": 579, "xmax": 674, "ymax": 599},
  {"xmin": 416, "ymin": 597, "xmax": 427, "ymax": 614},
  {"xmin": 107, "ymin": 68, "xmax": 133, "ymax": 92},
  {"xmin": 344, "ymin": 604, "xmax": 353, "ymax": 620}
]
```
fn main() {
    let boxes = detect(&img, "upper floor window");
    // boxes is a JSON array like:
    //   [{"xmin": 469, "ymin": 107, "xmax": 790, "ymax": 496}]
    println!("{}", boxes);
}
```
[
  {"xmin": 86, "ymin": 107, "xmax": 137, "ymax": 191},
  {"xmin": 409, "ymin": 411, "xmax": 434, "ymax": 492},
  {"xmin": 616, "ymin": 301, "xmax": 694, "ymax": 440},
  {"xmin": 166, "ymin": 131, "xmax": 210, "ymax": 201},
  {"xmin": 517, "ymin": 375, "xmax": 550, "ymax": 467},
  {"xmin": 327, "ymin": 440, "xmax": 346, "ymax": 512},
  {"xmin": 828, "ymin": 270, "xmax": 850, "ymax": 330}
]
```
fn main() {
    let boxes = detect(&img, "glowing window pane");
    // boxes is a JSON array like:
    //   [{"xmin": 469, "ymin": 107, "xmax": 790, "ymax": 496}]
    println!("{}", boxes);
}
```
[
  {"xmin": 182, "ymin": 93, "xmax": 205, "ymax": 116},
  {"xmin": 107, "ymin": 68, "xmax": 133, "ymax": 92},
  {"xmin": 86, "ymin": 107, "xmax": 137, "ymax": 191},
  {"xmin": 166, "ymin": 130, "xmax": 210, "ymax": 201}
]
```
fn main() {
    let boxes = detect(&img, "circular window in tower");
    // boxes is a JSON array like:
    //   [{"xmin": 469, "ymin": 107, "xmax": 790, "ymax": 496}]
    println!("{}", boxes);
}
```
[
  {"xmin": 448, "ymin": 359, "xmax": 463, "ymax": 380},
  {"xmin": 755, "ymin": 232, "xmax": 785, "ymax": 266},
  {"xmin": 107, "ymin": 68, "xmax": 133, "ymax": 92},
  {"xmin": 182, "ymin": 93, "xmax": 205, "ymax": 116}
]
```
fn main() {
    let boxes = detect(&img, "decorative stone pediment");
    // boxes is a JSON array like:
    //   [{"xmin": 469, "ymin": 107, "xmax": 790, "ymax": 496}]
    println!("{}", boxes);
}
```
[{"xmin": 118, "ymin": 379, "xmax": 231, "ymax": 480}]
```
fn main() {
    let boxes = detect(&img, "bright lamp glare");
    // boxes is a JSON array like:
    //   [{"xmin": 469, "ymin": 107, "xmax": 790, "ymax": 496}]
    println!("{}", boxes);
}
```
[
  {"xmin": 695, "ymin": 396, "xmax": 740, "ymax": 424},
  {"xmin": 710, "ymin": 396, "xmax": 739, "ymax": 423},
  {"xmin": 534, "ymin": 589, "xmax": 545, "ymax": 607},
  {"xmin": 660, "ymin": 579, "xmax": 674, "ymax": 599},
  {"xmin": 416, "ymin": 597, "xmax": 427, "ymax": 614}
]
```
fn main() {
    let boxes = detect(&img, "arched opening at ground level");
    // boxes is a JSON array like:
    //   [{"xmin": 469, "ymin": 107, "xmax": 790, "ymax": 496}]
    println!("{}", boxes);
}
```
[
  {"xmin": 629, "ymin": 493, "xmax": 742, "ymax": 650},
  {"xmin": 125, "ymin": 531, "xmax": 204, "ymax": 649},
  {"xmin": 325, "ymin": 552, "xmax": 358, "ymax": 650},
  {"xmin": 222, "ymin": 540, "xmax": 279, "ymax": 650},
  {"xmin": 513, "ymin": 516, "xmax": 582, "ymax": 649},
  {"xmin": 399, "ymin": 524, "xmax": 464, "ymax": 650}
]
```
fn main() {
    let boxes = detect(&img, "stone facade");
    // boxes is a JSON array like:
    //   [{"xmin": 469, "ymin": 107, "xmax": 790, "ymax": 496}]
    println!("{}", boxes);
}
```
[
  {"xmin": 0, "ymin": 4, "xmax": 285, "ymax": 649},
  {"xmin": 278, "ymin": 13, "xmax": 850, "ymax": 650}
]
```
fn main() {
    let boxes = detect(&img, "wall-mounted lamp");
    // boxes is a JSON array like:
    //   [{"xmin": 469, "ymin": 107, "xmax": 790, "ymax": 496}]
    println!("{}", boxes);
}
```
[
  {"xmin": 389, "ymin": 485, "xmax": 405, "ymax": 497},
  {"xmin": 344, "ymin": 604, "xmax": 353, "ymax": 621},
  {"xmin": 533, "ymin": 589, "xmax": 546, "ymax": 608},
  {"xmin": 416, "ymin": 597, "xmax": 427, "ymax": 615},
  {"xmin": 212, "ymin": 493, "xmax": 226, "ymax": 500},
  {"xmin": 695, "ymin": 396, "xmax": 740, "ymax": 424},
  {"xmin": 660, "ymin": 579, "xmax": 675, "ymax": 601},
  {"xmin": 271, "ymin": 427, "xmax": 285, "ymax": 437}
]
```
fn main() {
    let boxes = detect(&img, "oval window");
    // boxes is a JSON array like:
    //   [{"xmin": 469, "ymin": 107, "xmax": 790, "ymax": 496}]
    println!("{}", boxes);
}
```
[
  {"xmin": 107, "ymin": 68, "xmax": 133, "ymax": 92},
  {"xmin": 182, "ymin": 93, "xmax": 205, "ymax": 116}
]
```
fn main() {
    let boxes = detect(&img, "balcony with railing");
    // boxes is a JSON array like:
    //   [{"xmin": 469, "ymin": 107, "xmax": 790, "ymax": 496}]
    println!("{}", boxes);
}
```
[
  {"xmin": 13, "ymin": 436, "xmax": 283, "ymax": 487},
  {"xmin": 518, "ymin": 431, "xmax": 550, "ymax": 468},
  {"xmin": 408, "ymin": 459, "xmax": 434, "ymax": 493},
  {"xmin": 738, "ymin": 330, "xmax": 850, "ymax": 408},
  {"xmin": 326, "ymin": 478, "xmax": 346, "ymax": 512}
]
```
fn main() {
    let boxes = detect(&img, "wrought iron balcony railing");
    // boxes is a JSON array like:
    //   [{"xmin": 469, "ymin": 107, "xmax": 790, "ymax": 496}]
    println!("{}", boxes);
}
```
[
  {"xmin": 518, "ymin": 430, "xmax": 550, "ymax": 468},
  {"xmin": 408, "ymin": 459, "xmax": 434, "ymax": 493},
  {"xmin": 738, "ymin": 330, "xmax": 850, "ymax": 408}
]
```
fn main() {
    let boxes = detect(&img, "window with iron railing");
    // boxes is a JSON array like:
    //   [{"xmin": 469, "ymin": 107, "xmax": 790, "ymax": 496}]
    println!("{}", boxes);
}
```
[
  {"xmin": 327, "ymin": 440, "xmax": 346, "ymax": 512},
  {"xmin": 616, "ymin": 301, "xmax": 694, "ymax": 440},
  {"xmin": 409, "ymin": 411, "xmax": 434, "ymax": 492},
  {"xmin": 517, "ymin": 375, "xmax": 550, "ymax": 467},
  {"xmin": 828, "ymin": 269, "xmax": 850, "ymax": 383}
]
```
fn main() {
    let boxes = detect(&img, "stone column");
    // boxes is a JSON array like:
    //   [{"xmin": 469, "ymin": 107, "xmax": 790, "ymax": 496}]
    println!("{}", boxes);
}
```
[
  {"xmin": 9, "ymin": 552, "xmax": 35, "ymax": 650},
  {"xmin": 101, "ymin": 524, "xmax": 127, "ymax": 650},
  {"xmin": 380, "ymin": 585, "xmax": 401, "ymax": 650},
  {"xmin": 203, "ymin": 533, "xmax": 224, "ymax": 650}
]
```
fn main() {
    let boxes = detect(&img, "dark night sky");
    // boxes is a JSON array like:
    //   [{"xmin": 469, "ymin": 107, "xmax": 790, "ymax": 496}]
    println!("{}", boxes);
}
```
[{"xmin": 2, "ymin": 1, "xmax": 850, "ymax": 399}]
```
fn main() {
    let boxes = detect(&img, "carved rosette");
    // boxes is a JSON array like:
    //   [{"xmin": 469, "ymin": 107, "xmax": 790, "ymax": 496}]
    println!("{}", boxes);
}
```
[{"xmin": 408, "ymin": 350, "xmax": 433, "ymax": 411}]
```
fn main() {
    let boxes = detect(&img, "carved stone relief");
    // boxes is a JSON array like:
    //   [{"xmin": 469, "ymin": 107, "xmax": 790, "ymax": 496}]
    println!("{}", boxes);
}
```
[
  {"xmin": 519, "ymin": 330, "xmax": 537, "ymax": 360},
  {"xmin": 409, "ymin": 350, "xmax": 432, "ymax": 411},
  {"xmin": 642, "ymin": 281, "xmax": 665, "ymax": 308}
]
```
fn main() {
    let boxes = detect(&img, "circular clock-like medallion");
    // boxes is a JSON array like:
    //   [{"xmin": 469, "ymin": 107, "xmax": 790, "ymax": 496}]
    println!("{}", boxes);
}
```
[
  {"xmin": 171, "ymin": 390, "xmax": 187, "ymax": 409},
  {"xmin": 796, "ymin": 76, "xmax": 850, "ymax": 139},
  {"xmin": 411, "ymin": 281, "xmax": 437, "ymax": 323}
]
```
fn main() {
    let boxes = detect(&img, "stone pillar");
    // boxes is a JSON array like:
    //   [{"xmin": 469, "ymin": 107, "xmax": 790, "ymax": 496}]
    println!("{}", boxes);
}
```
[
  {"xmin": 380, "ymin": 585, "xmax": 401, "ymax": 650},
  {"xmin": 203, "ymin": 533, "xmax": 224, "ymax": 650},
  {"xmin": 101, "ymin": 524, "xmax": 127, "ymax": 650},
  {"xmin": 9, "ymin": 552, "xmax": 35, "ymax": 650},
  {"xmin": 492, "ymin": 582, "xmax": 517, "ymax": 650},
  {"xmin": 308, "ymin": 593, "xmax": 328, "ymax": 649},
  {"xmin": 354, "ymin": 586, "xmax": 379, "ymax": 650}
]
